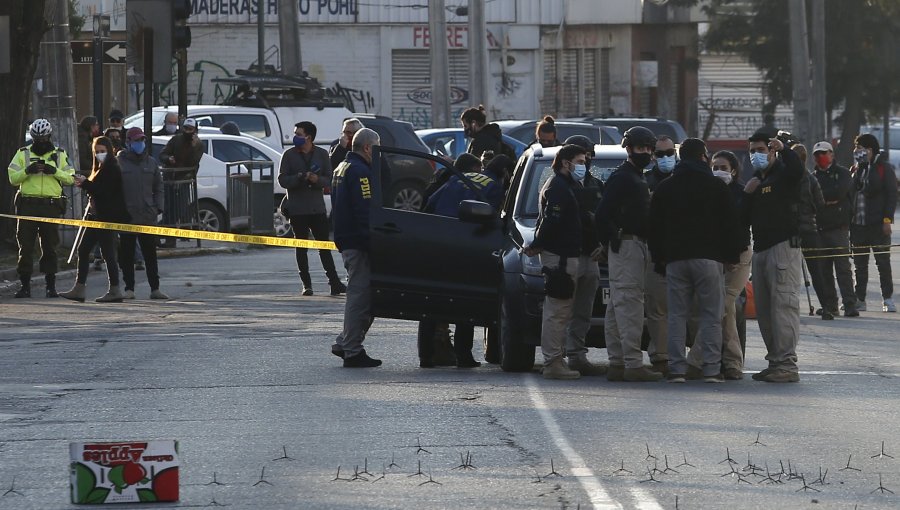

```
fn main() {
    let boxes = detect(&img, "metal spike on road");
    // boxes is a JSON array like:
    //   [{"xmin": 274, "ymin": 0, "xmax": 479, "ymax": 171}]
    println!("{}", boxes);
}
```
[
  {"xmin": 331, "ymin": 465, "xmax": 350, "ymax": 482},
  {"xmin": 349, "ymin": 465, "xmax": 368, "ymax": 482},
  {"xmin": 749, "ymin": 432, "xmax": 766, "ymax": 447},
  {"xmin": 359, "ymin": 457, "xmax": 374, "ymax": 477},
  {"xmin": 272, "ymin": 445, "xmax": 295, "ymax": 461},
  {"xmin": 640, "ymin": 467, "xmax": 662, "ymax": 484},
  {"xmin": 408, "ymin": 460, "xmax": 427, "ymax": 478},
  {"xmin": 418, "ymin": 471, "xmax": 442, "ymax": 487},
  {"xmin": 388, "ymin": 452, "xmax": 400, "ymax": 469},
  {"xmin": 870, "ymin": 474, "xmax": 895, "ymax": 494},
  {"xmin": 545, "ymin": 458, "xmax": 562, "ymax": 477},
  {"xmin": 718, "ymin": 447, "xmax": 737, "ymax": 465},
  {"xmin": 613, "ymin": 460, "xmax": 632, "ymax": 476},
  {"xmin": 2, "ymin": 477, "xmax": 22, "ymax": 497},
  {"xmin": 204, "ymin": 472, "xmax": 224, "ymax": 486},
  {"xmin": 795, "ymin": 474, "xmax": 820, "ymax": 493},
  {"xmin": 415, "ymin": 436, "xmax": 431, "ymax": 455},
  {"xmin": 676, "ymin": 452, "xmax": 695, "ymax": 469},
  {"xmin": 839, "ymin": 454, "xmax": 862, "ymax": 472},
  {"xmin": 205, "ymin": 496, "xmax": 228, "ymax": 507},
  {"xmin": 870, "ymin": 441, "xmax": 895, "ymax": 460},
  {"xmin": 810, "ymin": 467, "xmax": 829, "ymax": 486},
  {"xmin": 662, "ymin": 455, "xmax": 679, "ymax": 474},
  {"xmin": 252, "ymin": 466, "xmax": 272, "ymax": 487},
  {"xmin": 371, "ymin": 463, "xmax": 387, "ymax": 483},
  {"xmin": 645, "ymin": 443, "xmax": 658, "ymax": 461}
]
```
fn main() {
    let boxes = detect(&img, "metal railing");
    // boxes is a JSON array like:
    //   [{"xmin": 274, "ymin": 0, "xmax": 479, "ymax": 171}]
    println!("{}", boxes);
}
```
[
  {"xmin": 225, "ymin": 161, "xmax": 276, "ymax": 235},
  {"xmin": 159, "ymin": 166, "xmax": 201, "ymax": 247}
]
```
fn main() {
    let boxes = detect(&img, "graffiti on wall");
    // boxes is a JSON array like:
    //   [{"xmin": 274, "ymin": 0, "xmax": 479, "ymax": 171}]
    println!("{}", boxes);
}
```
[
  {"xmin": 495, "ymin": 74, "xmax": 522, "ymax": 99},
  {"xmin": 325, "ymin": 82, "xmax": 376, "ymax": 113},
  {"xmin": 394, "ymin": 106, "xmax": 468, "ymax": 130}
]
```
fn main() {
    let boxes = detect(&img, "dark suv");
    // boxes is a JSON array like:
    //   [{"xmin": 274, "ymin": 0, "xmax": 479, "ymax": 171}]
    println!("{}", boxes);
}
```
[
  {"xmin": 567, "ymin": 117, "xmax": 689, "ymax": 143},
  {"xmin": 496, "ymin": 120, "xmax": 620, "ymax": 145},
  {"xmin": 366, "ymin": 143, "xmax": 628, "ymax": 372},
  {"xmin": 352, "ymin": 114, "xmax": 434, "ymax": 211}
]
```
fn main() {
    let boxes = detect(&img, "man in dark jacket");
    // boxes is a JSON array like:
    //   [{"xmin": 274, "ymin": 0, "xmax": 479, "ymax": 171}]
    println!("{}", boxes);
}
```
[
  {"xmin": 278, "ymin": 120, "xmax": 344, "ymax": 296},
  {"xmin": 153, "ymin": 112, "xmax": 180, "ymax": 136},
  {"xmin": 329, "ymin": 118, "xmax": 362, "ymax": 169},
  {"xmin": 461, "ymin": 105, "xmax": 514, "ymax": 160},
  {"xmin": 644, "ymin": 134, "xmax": 676, "ymax": 375},
  {"xmin": 812, "ymin": 141, "xmax": 858, "ymax": 317},
  {"xmin": 422, "ymin": 153, "xmax": 481, "ymax": 210},
  {"xmin": 560, "ymin": 135, "xmax": 606, "ymax": 376},
  {"xmin": 649, "ymin": 138, "xmax": 742, "ymax": 382},
  {"xmin": 595, "ymin": 126, "xmax": 663, "ymax": 382},
  {"xmin": 425, "ymin": 156, "xmax": 504, "ymax": 216},
  {"xmin": 850, "ymin": 133, "xmax": 897, "ymax": 312},
  {"xmin": 524, "ymin": 144, "xmax": 587, "ymax": 380},
  {"xmin": 792, "ymin": 143, "xmax": 831, "ymax": 318},
  {"xmin": 117, "ymin": 127, "xmax": 169, "ymax": 301},
  {"xmin": 742, "ymin": 130, "xmax": 805, "ymax": 382},
  {"xmin": 331, "ymin": 128, "xmax": 382, "ymax": 368}
]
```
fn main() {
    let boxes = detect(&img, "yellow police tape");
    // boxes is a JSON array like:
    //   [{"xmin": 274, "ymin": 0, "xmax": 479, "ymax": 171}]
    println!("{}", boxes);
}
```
[{"xmin": 0, "ymin": 214, "xmax": 338, "ymax": 251}]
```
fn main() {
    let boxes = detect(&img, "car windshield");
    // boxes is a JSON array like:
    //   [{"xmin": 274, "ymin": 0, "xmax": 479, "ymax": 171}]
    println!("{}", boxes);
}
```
[
  {"xmin": 124, "ymin": 110, "xmax": 170, "ymax": 129},
  {"xmin": 517, "ymin": 158, "xmax": 621, "ymax": 218}
]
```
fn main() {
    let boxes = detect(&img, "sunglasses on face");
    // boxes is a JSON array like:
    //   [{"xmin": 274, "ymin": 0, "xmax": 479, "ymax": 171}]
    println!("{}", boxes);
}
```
[{"xmin": 654, "ymin": 149, "xmax": 676, "ymax": 158}]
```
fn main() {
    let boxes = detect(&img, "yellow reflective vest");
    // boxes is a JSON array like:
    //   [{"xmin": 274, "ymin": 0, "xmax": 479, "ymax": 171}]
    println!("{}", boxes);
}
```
[{"xmin": 7, "ymin": 144, "xmax": 76, "ymax": 197}]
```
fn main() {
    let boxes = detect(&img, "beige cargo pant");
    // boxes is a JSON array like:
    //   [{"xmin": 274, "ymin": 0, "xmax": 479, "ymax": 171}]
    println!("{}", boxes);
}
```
[
  {"xmin": 751, "ymin": 240, "xmax": 801, "ymax": 372},
  {"xmin": 687, "ymin": 247, "xmax": 752, "ymax": 371},
  {"xmin": 605, "ymin": 239, "xmax": 649, "ymax": 369},
  {"xmin": 539, "ymin": 252, "xmax": 579, "ymax": 365},
  {"xmin": 644, "ymin": 265, "xmax": 668, "ymax": 364}
]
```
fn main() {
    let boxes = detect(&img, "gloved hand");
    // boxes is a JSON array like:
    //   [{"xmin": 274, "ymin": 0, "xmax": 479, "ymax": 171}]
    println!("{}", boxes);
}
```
[
  {"xmin": 42, "ymin": 164, "xmax": 56, "ymax": 175},
  {"xmin": 25, "ymin": 162, "xmax": 42, "ymax": 174}
]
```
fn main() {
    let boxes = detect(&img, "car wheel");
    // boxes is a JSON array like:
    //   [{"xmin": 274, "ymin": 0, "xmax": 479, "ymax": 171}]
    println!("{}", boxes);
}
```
[
  {"xmin": 389, "ymin": 181, "xmax": 425, "ymax": 212},
  {"xmin": 500, "ymin": 292, "xmax": 535, "ymax": 372},
  {"xmin": 198, "ymin": 200, "xmax": 227, "ymax": 233},
  {"xmin": 273, "ymin": 197, "xmax": 292, "ymax": 237}
]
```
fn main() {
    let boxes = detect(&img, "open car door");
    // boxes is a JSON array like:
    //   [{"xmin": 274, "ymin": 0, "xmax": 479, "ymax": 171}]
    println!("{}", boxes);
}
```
[{"xmin": 367, "ymin": 146, "xmax": 504, "ymax": 326}]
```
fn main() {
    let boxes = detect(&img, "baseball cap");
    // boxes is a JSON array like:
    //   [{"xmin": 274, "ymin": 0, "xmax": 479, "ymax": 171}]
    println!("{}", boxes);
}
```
[
  {"xmin": 108, "ymin": 109, "xmax": 125, "ymax": 120},
  {"xmin": 812, "ymin": 141, "xmax": 833, "ymax": 153},
  {"xmin": 126, "ymin": 127, "xmax": 145, "ymax": 141},
  {"xmin": 182, "ymin": 118, "xmax": 197, "ymax": 129}
]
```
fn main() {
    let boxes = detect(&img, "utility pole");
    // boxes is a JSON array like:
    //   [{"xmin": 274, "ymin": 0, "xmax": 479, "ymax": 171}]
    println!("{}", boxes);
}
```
[
  {"xmin": 429, "ymin": 0, "xmax": 451, "ymax": 128},
  {"xmin": 788, "ymin": 0, "xmax": 811, "ymax": 148},
  {"xmin": 809, "ymin": 0, "xmax": 827, "ymax": 144},
  {"xmin": 468, "ymin": 0, "xmax": 488, "ymax": 114},
  {"xmin": 257, "ymin": 2, "xmax": 265, "ymax": 71},
  {"xmin": 40, "ymin": 0, "xmax": 79, "ymax": 165},
  {"xmin": 279, "ymin": 0, "xmax": 302, "ymax": 76}
]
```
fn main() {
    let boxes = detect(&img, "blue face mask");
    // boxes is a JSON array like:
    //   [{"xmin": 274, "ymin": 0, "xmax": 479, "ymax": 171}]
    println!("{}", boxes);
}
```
[
  {"xmin": 572, "ymin": 163, "xmax": 587, "ymax": 181},
  {"xmin": 657, "ymin": 155, "xmax": 676, "ymax": 173},
  {"xmin": 130, "ymin": 141, "xmax": 145, "ymax": 154},
  {"xmin": 750, "ymin": 151, "xmax": 769, "ymax": 170},
  {"xmin": 293, "ymin": 136, "xmax": 307, "ymax": 148}
]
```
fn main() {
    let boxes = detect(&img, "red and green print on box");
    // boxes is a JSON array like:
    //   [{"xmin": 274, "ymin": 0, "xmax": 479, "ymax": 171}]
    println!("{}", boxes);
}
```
[{"xmin": 70, "ymin": 441, "xmax": 179, "ymax": 504}]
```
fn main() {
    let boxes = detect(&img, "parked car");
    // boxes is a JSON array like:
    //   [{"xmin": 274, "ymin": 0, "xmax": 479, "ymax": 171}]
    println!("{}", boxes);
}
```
[
  {"xmin": 347, "ymin": 114, "xmax": 435, "ymax": 211},
  {"xmin": 415, "ymin": 128, "xmax": 526, "ymax": 161},
  {"xmin": 567, "ymin": 116, "xmax": 689, "ymax": 143},
  {"xmin": 125, "ymin": 103, "xmax": 351, "ymax": 152},
  {"xmin": 495, "ymin": 119, "xmax": 619, "ymax": 145},
  {"xmin": 862, "ymin": 123, "xmax": 900, "ymax": 184},
  {"xmin": 365, "ymin": 142, "xmax": 635, "ymax": 371}
]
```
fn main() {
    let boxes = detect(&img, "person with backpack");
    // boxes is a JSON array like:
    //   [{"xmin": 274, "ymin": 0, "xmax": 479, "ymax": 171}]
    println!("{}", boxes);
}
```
[
  {"xmin": 850, "ymin": 133, "xmax": 897, "ymax": 313},
  {"xmin": 460, "ymin": 105, "xmax": 516, "ymax": 160}
]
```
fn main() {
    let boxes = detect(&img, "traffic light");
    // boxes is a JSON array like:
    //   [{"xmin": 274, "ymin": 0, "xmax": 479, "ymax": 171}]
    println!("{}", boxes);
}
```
[{"xmin": 172, "ymin": 0, "xmax": 192, "ymax": 50}]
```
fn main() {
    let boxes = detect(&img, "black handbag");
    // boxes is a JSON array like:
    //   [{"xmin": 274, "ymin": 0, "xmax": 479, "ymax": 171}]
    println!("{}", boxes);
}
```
[{"xmin": 542, "ymin": 256, "xmax": 575, "ymax": 299}]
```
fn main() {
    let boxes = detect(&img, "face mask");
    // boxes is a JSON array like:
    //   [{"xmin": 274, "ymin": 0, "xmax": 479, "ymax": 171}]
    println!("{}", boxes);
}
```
[
  {"xmin": 713, "ymin": 170, "xmax": 733, "ymax": 185},
  {"xmin": 814, "ymin": 154, "xmax": 832, "ymax": 169},
  {"xmin": 572, "ymin": 163, "xmax": 586, "ymax": 181},
  {"xmin": 630, "ymin": 152, "xmax": 652, "ymax": 170},
  {"xmin": 130, "ymin": 141, "xmax": 145, "ymax": 154},
  {"xmin": 657, "ymin": 155, "xmax": 676, "ymax": 173},
  {"xmin": 183, "ymin": 131, "xmax": 194, "ymax": 139},
  {"xmin": 31, "ymin": 140, "xmax": 53, "ymax": 155},
  {"xmin": 96, "ymin": 152, "xmax": 108, "ymax": 163},
  {"xmin": 750, "ymin": 151, "xmax": 769, "ymax": 170},
  {"xmin": 164, "ymin": 123, "xmax": 177, "ymax": 135},
  {"xmin": 293, "ymin": 135, "xmax": 307, "ymax": 148},
  {"xmin": 854, "ymin": 150, "xmax": 868, "ymax": 164}
]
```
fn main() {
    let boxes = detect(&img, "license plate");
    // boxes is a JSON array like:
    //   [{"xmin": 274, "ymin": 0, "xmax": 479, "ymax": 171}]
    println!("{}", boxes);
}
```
[{"xmin": 600, "ymin": 288, "xmax": 611, "ymax": 305}]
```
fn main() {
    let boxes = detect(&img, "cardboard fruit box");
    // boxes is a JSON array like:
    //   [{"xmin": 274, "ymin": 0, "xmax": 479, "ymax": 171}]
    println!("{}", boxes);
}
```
[{"xmin": 70, "ymin": 441, "xmax": 179, "ymax": 504}]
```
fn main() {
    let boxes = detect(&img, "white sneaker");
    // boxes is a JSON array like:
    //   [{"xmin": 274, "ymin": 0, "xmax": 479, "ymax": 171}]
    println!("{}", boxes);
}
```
[
  {"xmin": 884, "ymin": 298, "xmax": 897, "ymax": 313},
  {"xmin": 149, "ymin": 289, "xmax": 170, "ymax": 300},
  {"xmin": 122, "ymin": 290, "xmax": 135, "ymax": 299}
]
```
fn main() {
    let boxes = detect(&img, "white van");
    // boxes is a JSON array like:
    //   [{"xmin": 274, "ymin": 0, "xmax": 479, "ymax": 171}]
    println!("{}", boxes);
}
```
[{"xmin": 125, "ymin": 104, "xmax": 352, "ymax": 151}]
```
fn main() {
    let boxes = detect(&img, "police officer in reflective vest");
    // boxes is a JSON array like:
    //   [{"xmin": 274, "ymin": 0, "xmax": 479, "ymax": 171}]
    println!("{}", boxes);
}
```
[
  {"xmin": 595, "ymin": 126, "xmax": 663, "ymax": 382},
  {"xmin": 7, "ymin": 119, "xmax": 76, "ymax": 298}
]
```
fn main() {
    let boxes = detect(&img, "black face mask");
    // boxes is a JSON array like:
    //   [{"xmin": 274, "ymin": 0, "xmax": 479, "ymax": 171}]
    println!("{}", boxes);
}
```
[
  {"xmin": 630, "ymin": 152, "xmax": 652, "ymax": 170},
  {"xmin": 31, "ymin": 140, "xmax": 54, "ymax": 155},
  {"xmin": 183, "ymin": 131, "xmax": 194, "ymax": 139}
]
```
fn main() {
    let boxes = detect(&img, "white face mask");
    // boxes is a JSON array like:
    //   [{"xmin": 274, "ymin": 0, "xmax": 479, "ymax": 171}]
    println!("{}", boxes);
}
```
[
  {"xmin": 713, "ymin": 169, "xmax": 733, "ymax": 185},
  {"xmin": 164, "ymin": 123, "xmax": 178, "ymax": 135},
  {"xmin": 96, "ymin": 152, "xmax": 108, "ymax": 163}
]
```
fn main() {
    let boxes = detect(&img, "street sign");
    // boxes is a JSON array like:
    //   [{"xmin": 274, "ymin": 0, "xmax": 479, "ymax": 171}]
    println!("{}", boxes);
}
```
[{"xmin": 70, "ymin": 41, "xmax": 127, "ymax": 65}]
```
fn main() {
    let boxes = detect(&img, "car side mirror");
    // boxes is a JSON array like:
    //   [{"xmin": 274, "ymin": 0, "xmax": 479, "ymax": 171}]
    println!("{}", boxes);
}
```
[{"xmin": 458, "ymin": 200, "xmax": 494, "ymax": 223}]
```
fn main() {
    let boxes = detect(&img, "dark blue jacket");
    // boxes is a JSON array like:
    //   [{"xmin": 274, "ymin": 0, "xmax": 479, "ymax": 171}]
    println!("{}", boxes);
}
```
[
  {"xmin": 424, "ymin": 168, "xmax": 504, "ymax": 216},
  {"xmin": 531, "ymin": 171, "xmax": 582, "ymax": 257},
  {"xmin": 331, "ymin": 151, "xmax": 373, "ymax": 252},
  {"xmin": 595, "ymin": 160, "xmax": 651, "ymax": 245},
  {"xmin": 741, "ymin": 146, "xmax": 804, "ymax": 252},
  {"xmin": 851, "ymin": 152, "xmax": 897, "ymax": 227}
]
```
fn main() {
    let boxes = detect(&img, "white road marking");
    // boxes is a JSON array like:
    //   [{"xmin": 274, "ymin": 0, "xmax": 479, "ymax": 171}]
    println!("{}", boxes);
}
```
[
  {"xmin": 629, "ymin": 487, "xmax": 664, "ymax": 510},
  {"xmin": 525, "ymin": 377, "xmax": 627, "ymax": 510}
]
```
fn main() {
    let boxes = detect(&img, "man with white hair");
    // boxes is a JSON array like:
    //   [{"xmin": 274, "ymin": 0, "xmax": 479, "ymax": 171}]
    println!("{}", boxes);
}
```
[
  {"xmin": 329, "ymin": 118, "xmax": 363, "ymax": 169},
  {"xmin": 331, "ymin": 128, "xmax": 382, "ymax": 368}
]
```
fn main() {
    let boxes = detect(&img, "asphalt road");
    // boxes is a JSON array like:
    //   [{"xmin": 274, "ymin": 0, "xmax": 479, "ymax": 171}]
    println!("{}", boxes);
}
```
[{"xmin": 1, "ymin": 238, "xmax": 899, "ymax": 509}]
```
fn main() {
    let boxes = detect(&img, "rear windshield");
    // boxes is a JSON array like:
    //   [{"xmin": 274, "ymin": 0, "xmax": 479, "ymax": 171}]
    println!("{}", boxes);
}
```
[{"xmin": 517, "ymin": 158, "xmax": 621, "ymax": 218}]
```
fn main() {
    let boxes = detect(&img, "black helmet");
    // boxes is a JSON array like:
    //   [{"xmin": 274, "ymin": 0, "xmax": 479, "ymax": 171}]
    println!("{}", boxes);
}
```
[
  {"xmin": 621, "ymin": 126, "xmax": 657, "ymax": 149},
  {"xmin": 563, "ymin": 135, "xmax": 595, "ymax": 159}
]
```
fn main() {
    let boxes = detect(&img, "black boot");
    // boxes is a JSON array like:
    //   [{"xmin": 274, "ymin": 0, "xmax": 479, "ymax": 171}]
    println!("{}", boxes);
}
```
[
  {"xmin": 45, "ymin": 274, "xmax": 58, "ymax": 298},
  {"xmin": 14, "ymin": 277, "xmax": 31, "ymax": 298},
  {"xmin": 299, "ymin": 272, "xmax": 313, "ymax": 296},
  {"xmin": 329, "ymin": 278, "xmax": 347, "ymax": 296}
]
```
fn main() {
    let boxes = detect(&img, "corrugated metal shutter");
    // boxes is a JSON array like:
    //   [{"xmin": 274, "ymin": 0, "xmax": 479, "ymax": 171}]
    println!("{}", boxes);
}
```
[
  {"xmin": 698, "ymin": 54, "xmax": 794, "ymax": 140},
  {"xmin": 583, "ymin": 49, "xmax": 597, "ymax": 116},
  {"xmin": 560, "ymin": 50, "xmax": 579, "ymax": 117},
  {"xmin": 391, "ymin": 50, "xmax": 470, "ymax": 129},
  {"xmin": 540, "ymin": 50, "xmax": 559, "ymax": 115},
  {"xmin": 600, "ymin": 48, "xmax": 610, "ymax": 115}
]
